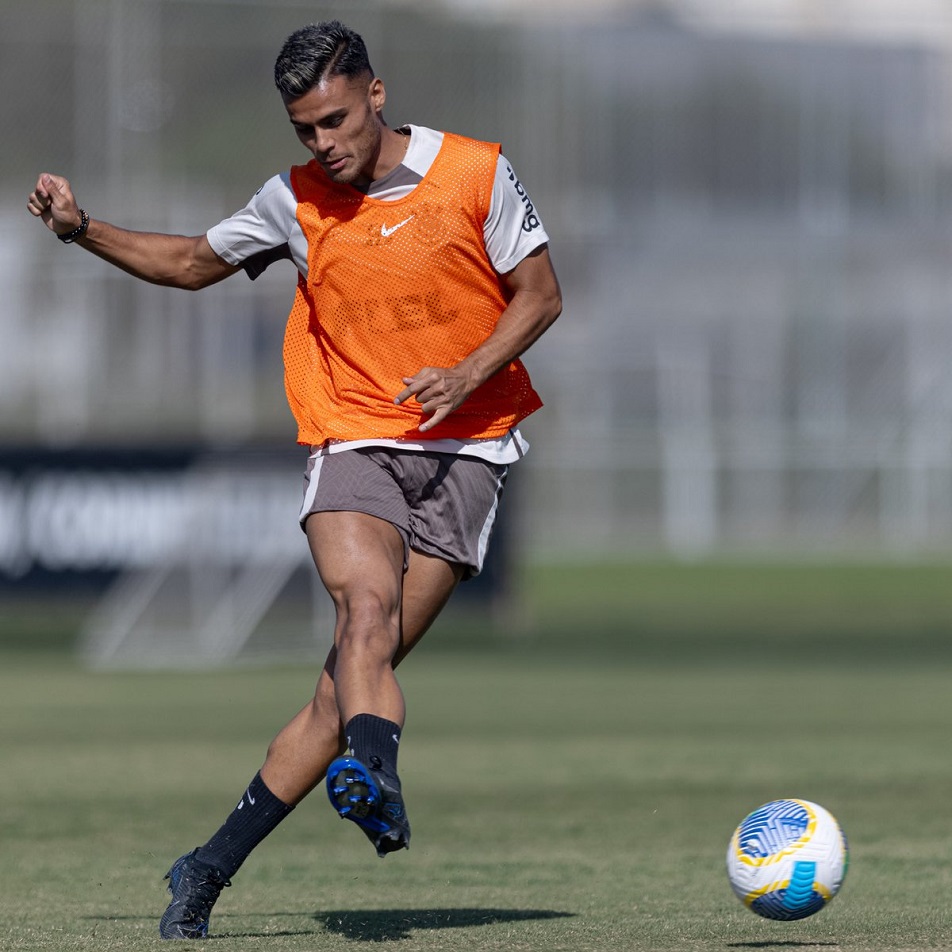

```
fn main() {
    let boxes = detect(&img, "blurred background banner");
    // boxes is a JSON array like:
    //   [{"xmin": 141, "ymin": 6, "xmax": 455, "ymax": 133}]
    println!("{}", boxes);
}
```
[{"xmin": 3, "ymin": 0, "xmax": 952, "ymax": 659}]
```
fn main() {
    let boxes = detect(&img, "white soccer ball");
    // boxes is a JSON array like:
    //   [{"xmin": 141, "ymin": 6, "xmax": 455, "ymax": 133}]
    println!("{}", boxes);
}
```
[{"xmin": 726, "ymin": 798, "xmax": 849, "ymax": 920}]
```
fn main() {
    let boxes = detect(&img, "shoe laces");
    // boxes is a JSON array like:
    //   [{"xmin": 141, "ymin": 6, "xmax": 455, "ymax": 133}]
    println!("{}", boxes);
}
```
[{"xmin": 172, "ymin": 858, "xmax": 231, "ymax": 918}]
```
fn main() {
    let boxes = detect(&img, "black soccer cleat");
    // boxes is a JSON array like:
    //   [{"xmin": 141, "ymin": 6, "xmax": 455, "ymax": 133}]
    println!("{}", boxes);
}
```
[
  {"xmin": 326, "ymin": 755, "xmax": 411, "ymax": 857},
  {"xmin": 159, "ymin": 849, "xmax": 231, "ymax": 940}
]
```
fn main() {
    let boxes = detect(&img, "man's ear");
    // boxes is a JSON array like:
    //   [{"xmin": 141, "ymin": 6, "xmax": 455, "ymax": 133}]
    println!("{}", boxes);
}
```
[{"xmin": 369, "ymin": 77, "xmax": 386, "ymax": 114}]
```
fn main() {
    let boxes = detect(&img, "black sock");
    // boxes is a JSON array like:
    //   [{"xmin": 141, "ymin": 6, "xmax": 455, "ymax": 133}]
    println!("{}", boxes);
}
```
[
  {"xmin": 345, "ymin": 714, "xmax": 402, "ymax": 786},
  {"xmin": 194, "ymin": 772, "xmax": 293, "ymax": 878}
]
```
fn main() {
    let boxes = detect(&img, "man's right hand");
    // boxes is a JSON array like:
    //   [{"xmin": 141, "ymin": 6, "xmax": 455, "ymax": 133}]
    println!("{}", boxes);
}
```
[
  {"xmin": 26, "ymin": 172, "xmax": 239, "ymax": 290},
  {"xmin": 27, "ymin": 173, "xmax": 84, "ymax": 237}
]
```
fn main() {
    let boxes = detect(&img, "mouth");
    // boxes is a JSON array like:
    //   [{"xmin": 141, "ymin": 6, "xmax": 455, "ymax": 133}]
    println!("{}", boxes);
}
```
[{"xmin": 321, "ymin": 155, "xmax": 348, "ymax": 173}]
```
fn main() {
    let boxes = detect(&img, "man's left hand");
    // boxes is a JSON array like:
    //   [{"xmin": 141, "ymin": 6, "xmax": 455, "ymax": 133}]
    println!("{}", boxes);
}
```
[{"xmin": 395, "ymin": 366, "xmax": 474, "ymax": 432}]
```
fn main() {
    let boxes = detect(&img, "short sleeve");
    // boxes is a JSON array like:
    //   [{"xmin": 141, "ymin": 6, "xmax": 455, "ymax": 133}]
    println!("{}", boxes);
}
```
[
  {"xmin": 206, "ymin": 172, "xmax": 304, "ymax": 272},
  {"xmin": 483, "ymin": 155, "xmax": 550, "ymax": 275}
]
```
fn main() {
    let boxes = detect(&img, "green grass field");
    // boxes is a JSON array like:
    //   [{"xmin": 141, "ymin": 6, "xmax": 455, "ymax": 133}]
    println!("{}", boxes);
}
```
[{"xmin": 2, "ymin": 560, "xmax": 952, "ymax": 951}]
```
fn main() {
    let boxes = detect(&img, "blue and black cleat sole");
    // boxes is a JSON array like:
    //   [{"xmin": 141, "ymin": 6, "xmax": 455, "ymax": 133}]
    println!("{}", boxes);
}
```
[{"xmin": 326, "ymin": 756, "xmax": 410, "ymax": 857}]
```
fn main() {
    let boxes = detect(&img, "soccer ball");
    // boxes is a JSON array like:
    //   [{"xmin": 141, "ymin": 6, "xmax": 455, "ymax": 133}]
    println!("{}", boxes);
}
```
[{"xmin": 726, "ymin": 799, "xmax": 848, "ymax": 920}]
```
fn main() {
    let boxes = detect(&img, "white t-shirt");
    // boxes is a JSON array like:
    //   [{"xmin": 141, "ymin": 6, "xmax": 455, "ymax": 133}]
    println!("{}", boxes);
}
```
[{"xmin": 207, "ymin": 125, "xmax": 549, "ymax": 463}]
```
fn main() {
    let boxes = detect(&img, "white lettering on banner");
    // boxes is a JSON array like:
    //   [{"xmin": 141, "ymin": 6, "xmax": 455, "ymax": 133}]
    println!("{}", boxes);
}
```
[
  {"xmin": 26, "ymin": 473, "xmax": 189, "ymax": 571},
  {"xmin": 1, "ymin": 468, "xmax": 305, "ymax": 577}
]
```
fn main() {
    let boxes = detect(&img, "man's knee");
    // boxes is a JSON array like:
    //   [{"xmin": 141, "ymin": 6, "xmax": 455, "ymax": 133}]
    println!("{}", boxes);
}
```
[
  {"xmin": 335, "ymin": 590, "xmax": 400, "ymax": 645},
  {"xmin": 336, "ymin": 624, "xmax": 400, "ymax": 665}
]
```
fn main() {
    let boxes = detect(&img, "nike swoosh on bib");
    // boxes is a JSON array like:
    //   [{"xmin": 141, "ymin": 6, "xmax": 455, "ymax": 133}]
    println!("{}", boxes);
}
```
[{"xmin": 380, "ymin": 216, "xmax": 414, "ymax": 238}]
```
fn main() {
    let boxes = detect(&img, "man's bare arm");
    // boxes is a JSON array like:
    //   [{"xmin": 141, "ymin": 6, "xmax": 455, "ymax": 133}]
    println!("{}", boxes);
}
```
[{"xmin": 28, "ymin": 173, "xmax": 239, "ymax": 291}]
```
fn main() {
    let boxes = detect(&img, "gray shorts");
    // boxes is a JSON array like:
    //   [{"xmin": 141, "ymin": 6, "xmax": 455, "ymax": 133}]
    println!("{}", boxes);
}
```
[{"xmin": 299, "ymin": 447, "xmax": 509, "ymax": 578}]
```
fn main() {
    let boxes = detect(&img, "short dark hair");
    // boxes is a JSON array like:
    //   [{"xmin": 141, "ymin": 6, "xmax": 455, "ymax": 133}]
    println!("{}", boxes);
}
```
[{"xmin": 274, "ymin": 21, "xmax": 374, "ymax": 99}]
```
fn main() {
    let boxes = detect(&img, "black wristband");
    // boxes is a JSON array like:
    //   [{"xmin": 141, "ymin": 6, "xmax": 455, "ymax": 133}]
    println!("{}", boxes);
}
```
[{"xmin": 57, "ymin": 209, "xmax": 90, "ymax": 244}]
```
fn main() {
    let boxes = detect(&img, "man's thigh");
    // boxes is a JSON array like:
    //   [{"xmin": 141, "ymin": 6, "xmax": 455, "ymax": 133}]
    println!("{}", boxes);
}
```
[{"xmin": 304, "ymin": 509, "xmax": 405, "ymax": 612}]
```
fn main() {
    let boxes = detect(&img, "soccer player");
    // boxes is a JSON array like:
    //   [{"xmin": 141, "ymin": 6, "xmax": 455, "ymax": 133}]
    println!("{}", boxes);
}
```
[{"xmin": 27, "ymin": 20, "xmax": 561, "ymax": 941}]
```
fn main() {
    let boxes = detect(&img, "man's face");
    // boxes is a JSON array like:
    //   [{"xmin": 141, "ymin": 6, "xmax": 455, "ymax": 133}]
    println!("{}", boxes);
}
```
[{"xmin": 284, "ymin": 73, "xmax": 385, "ymax": 189}]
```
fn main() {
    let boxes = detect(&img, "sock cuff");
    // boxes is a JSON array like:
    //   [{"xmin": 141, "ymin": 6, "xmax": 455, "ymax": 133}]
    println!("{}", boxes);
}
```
[
  {"xmin": 344, "ymin": 714, "xmax": 403, "ymax": 786},
  {"xmin": 245, "ymin": 771, "xmax": 294, "ymax": 814},
  {"xmin": 344, "ymin": 714, "xmax": 402, "ymax": 757}
]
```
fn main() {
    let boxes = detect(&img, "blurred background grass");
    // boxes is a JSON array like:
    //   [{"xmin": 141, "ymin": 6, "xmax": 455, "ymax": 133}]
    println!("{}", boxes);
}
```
[{"xmin": 5, "ymin": 557, "xmax": 952, "ymax": 662}]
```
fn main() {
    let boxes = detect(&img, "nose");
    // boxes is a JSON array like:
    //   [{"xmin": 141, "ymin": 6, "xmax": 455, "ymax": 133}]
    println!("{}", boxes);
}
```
[{"xmin": 312, "ymin": 127, "xmax": 335, "ymax": 157}]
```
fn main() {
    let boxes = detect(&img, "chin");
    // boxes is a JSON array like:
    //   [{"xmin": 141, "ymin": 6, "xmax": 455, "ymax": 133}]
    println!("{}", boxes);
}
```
[{"xmin": 324, "ymin": 166, "xmax": 358, "ymax": 186}]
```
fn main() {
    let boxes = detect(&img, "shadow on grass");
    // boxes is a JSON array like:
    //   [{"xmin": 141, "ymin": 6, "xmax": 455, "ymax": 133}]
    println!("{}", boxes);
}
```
[
  {"xmin": 312, "ymin": 907, "xmax": 575, "ymax": 942},
  {"xmin": 85, "ymin": 907, "xmax": 573, "ymax": 941},
  {"xmin": 726, "ymin": 943, "xmax": 841, "ymax": 949}
]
